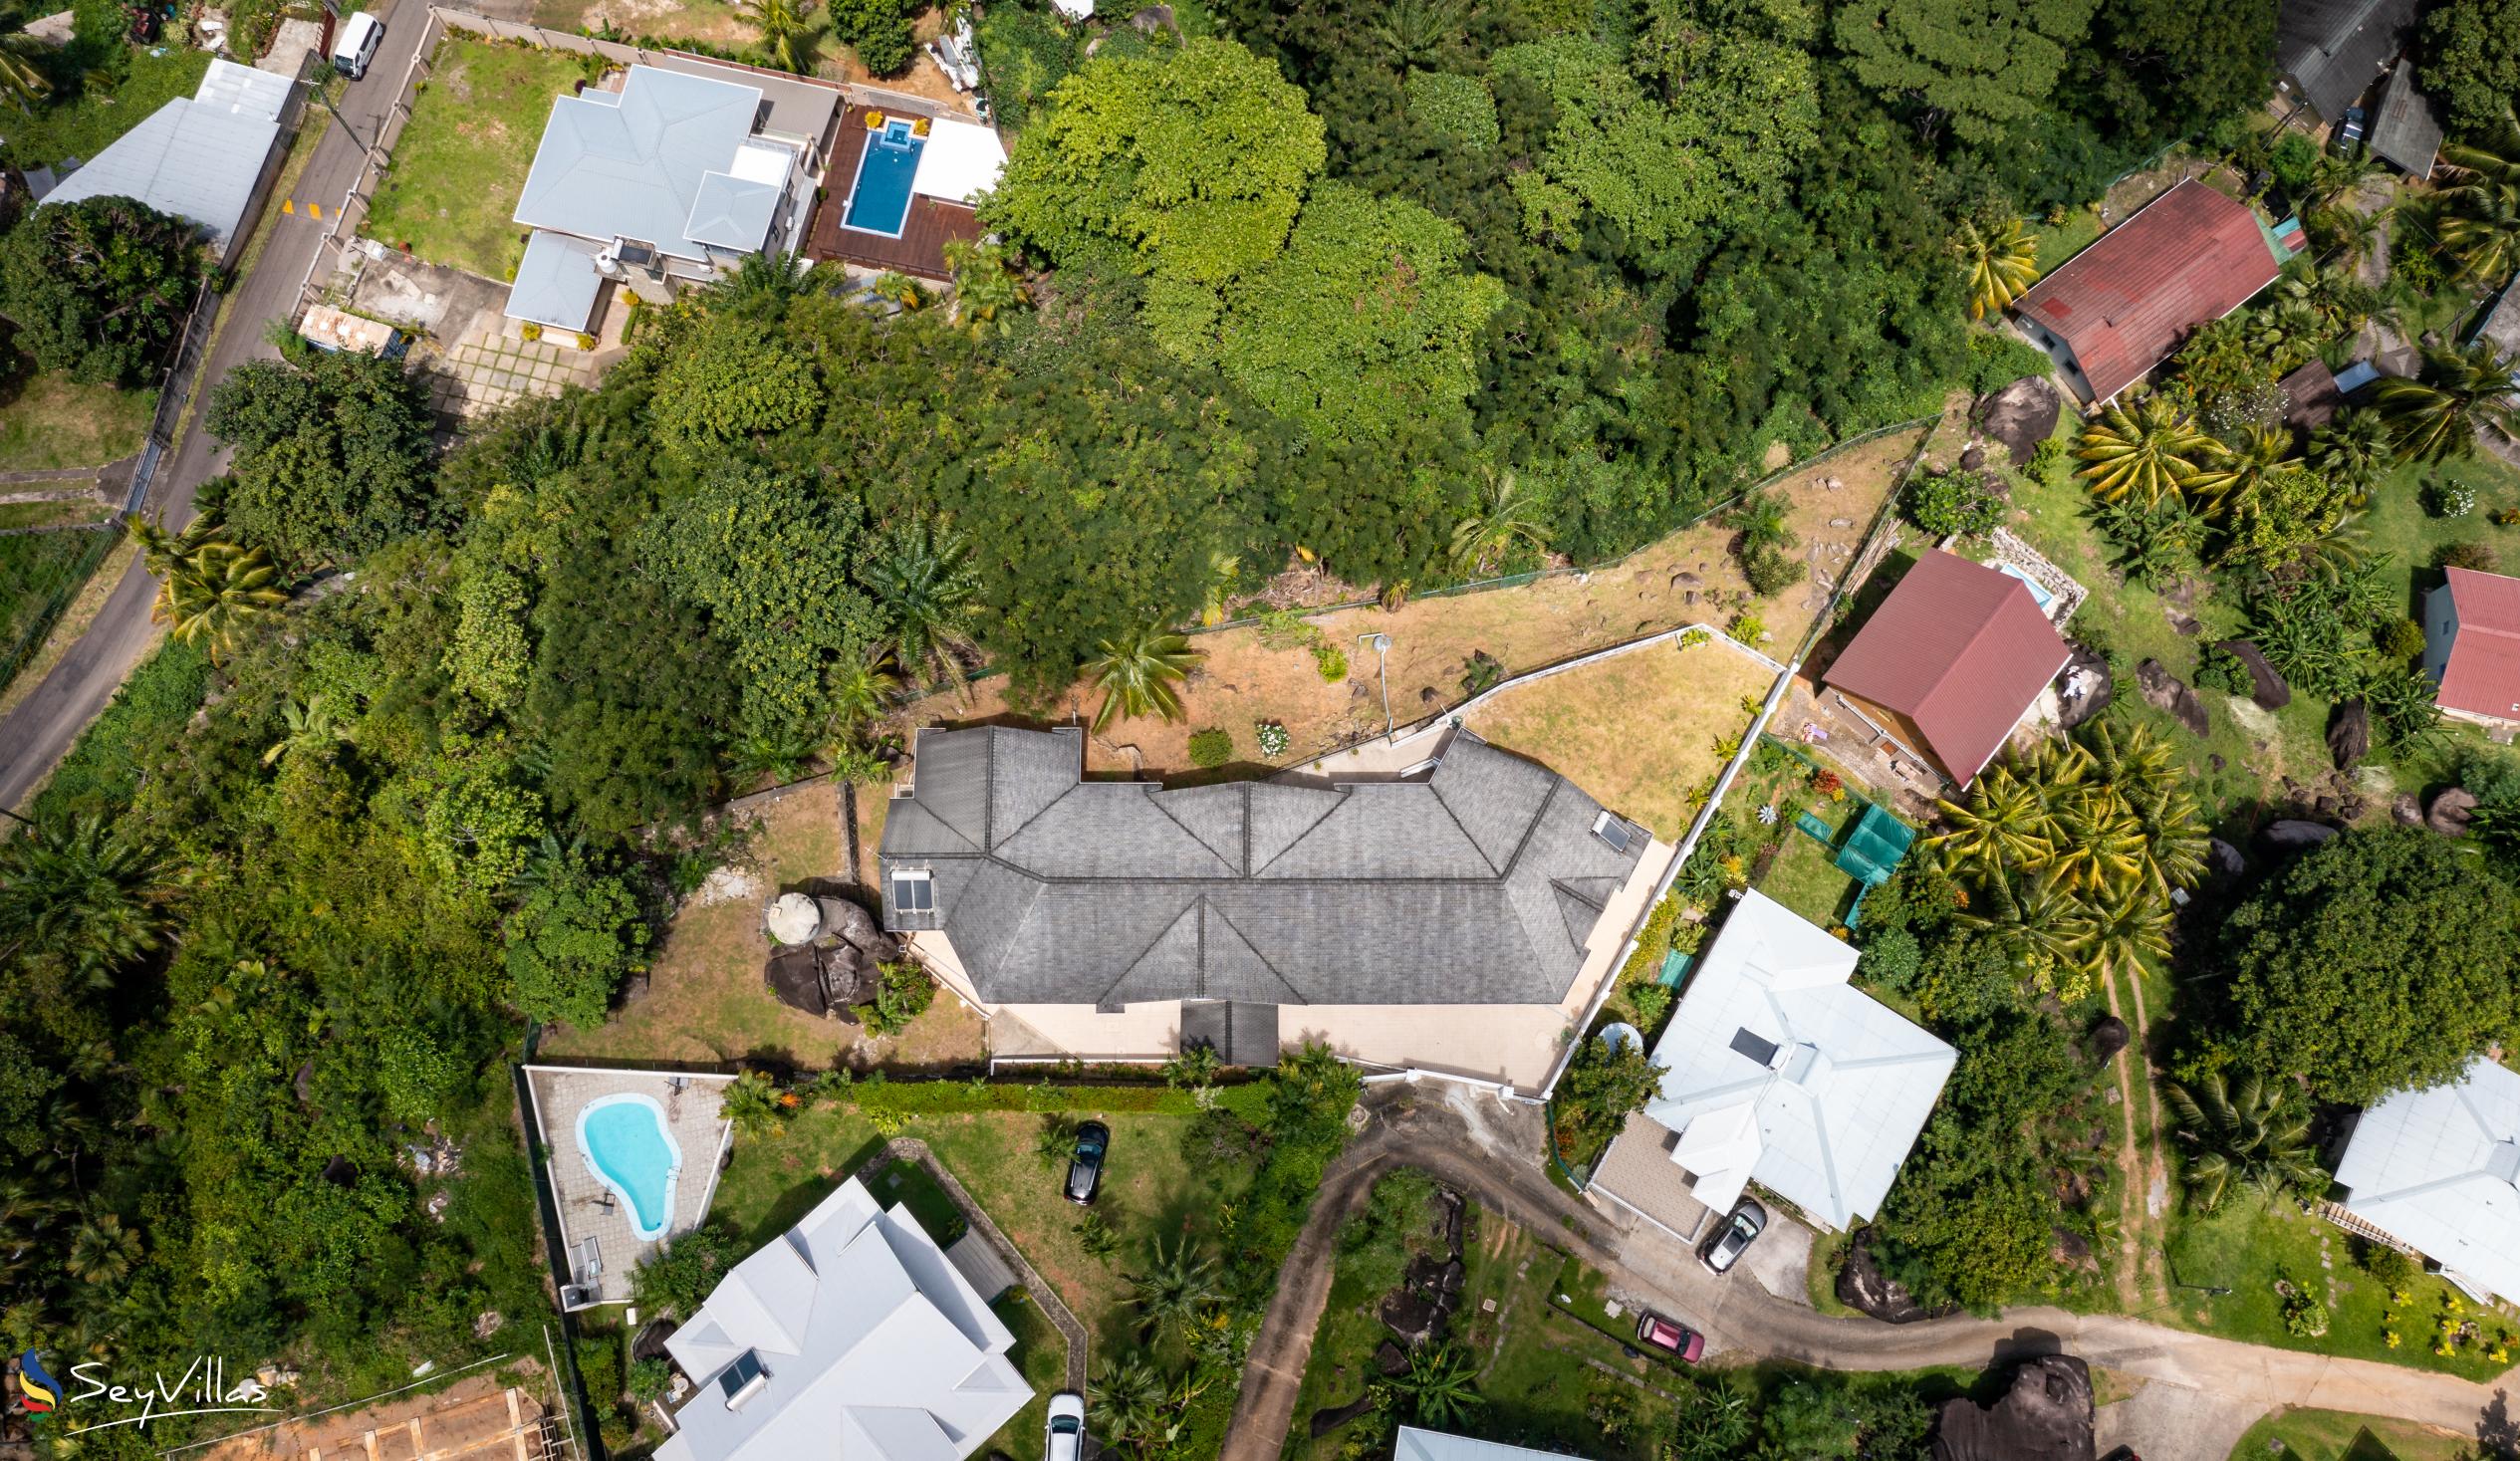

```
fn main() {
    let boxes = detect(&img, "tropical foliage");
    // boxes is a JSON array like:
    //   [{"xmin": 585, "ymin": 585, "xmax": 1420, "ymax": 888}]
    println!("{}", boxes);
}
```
[
  {"xmin": 1953, "ymin": 216, "xmax": 2041, "ymax": 319},
  {"xmin": 2166, "ymin": 1071, "xmax": 2321, "ymax": 1211}
]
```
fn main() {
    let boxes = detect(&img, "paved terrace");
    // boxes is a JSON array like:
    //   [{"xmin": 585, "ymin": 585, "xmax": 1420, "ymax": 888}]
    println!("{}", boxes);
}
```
[{"xmin": 522, "ymin": 1066, "xmax": 735, "ymax": 1308}]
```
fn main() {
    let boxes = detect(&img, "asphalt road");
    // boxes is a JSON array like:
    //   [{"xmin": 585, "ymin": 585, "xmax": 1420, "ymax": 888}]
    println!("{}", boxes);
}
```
[
  {"xmin": 0, "ymin": 2, "xmax": 428, "ymax": 813},
  {"xmin": 1222, "ymin": 1084, "xmax": 2520, "ymax": 1461}
]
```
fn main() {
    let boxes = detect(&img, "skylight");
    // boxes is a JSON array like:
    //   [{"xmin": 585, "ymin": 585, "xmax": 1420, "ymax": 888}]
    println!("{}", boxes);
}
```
[
  {"xmin": 718, "ymin": 1349, "xmax": 767, "ymax": 1408},
  {"xmin": 890, "ymin": 868, "xmax": 934, "ymax": 914},
  {"xmin": 1592, "ymin": 811, "xmax": 1635, "ymax": 852},
  {"xmin": 1728, "ymin": 1028, "xmax": 1779, "ymax": 1066}
]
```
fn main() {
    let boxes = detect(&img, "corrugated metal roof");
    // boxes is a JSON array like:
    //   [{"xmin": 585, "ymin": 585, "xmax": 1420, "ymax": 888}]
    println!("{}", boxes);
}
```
[
  {"xmin": 2280, "ymin": 359, "xmax": 2343, "ymax": 429},
  {"xmin": 2275, "ymin": 0, "xmax": 2417, "ymax": 121},
  {"xmin": 41, "ymin": 62, "xmax": 286, "ymax": 259},
  {"xmin": 2336, "ymin": 1058, "xmax": 2520, "ymax": 1304},
  {"xmin": 2437, "ymin": 568, "xmax": 2520, "ymax": 721},
  {"xmin": 1822, "ymin": 551, "xmax": 2072, "ymax": 787},
  {"xmin": 2013, "ymin": 181, "xmax": 2283, "ymax": 405},
  {"xmin": 1396, "ymin": 1429, "xmax": 1592, "ymax": 1461},
  {"xmin": 513, "ymin": 64, "xmax": 774, "ymax": 262},
  {"xmin": 2369, "ymin": 66, "xmax": 2443, "ymax": 178},
  {"xmin": 877, "ymin": 726, "xmax": 1648, "ymax": 1008}
]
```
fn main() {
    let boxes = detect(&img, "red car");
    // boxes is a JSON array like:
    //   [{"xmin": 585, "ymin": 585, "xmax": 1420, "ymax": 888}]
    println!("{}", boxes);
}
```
[{"xmin": 1635, "ymin": 1312, "xmax": 1704, "ymax": 1362}]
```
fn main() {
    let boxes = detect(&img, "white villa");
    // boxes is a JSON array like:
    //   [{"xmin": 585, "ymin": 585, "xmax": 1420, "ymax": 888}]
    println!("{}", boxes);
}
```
[{"xmin": 2333, "ymin": 1057, "xmax": 2520, "ymax": 1305}]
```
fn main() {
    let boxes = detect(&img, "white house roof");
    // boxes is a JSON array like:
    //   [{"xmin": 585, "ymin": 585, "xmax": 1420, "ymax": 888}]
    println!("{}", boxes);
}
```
[
  {"xmin": 909, "ymin": 117, "xmax": 1007, "ymax": 205},
  {"xmin": 1637, "ymin": 889, "xmax": 1955, "ymax": 1230},
  {"xmin": 2336, "ymin": 1057, "xmax": 2520, "ymax": 1303},
  {"xmin": 656, "ymin": 1177, "xmax": 1031, "ymax": 1461},
  {"xmin": 514, "ymin": 64, "xmax": 778, "ymax": 263},
  {"xmin": 1396, "ymin": 1428, "xmax": 1596, "ymax": 1461},
  {"xmin": 41, "ymin": 59, "xmax": 289, "ymax": 260}
]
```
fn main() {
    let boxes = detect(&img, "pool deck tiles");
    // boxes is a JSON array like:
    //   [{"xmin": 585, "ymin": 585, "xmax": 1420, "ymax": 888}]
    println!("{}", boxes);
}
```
[{"xmin": 521, "ymin": 1066, "xmax": 736, "ymax": 1308}]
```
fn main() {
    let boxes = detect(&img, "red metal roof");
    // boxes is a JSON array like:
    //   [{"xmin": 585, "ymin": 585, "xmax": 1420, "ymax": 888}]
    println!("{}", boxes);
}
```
[
  {"xmin": 2437, "ymin": 568, "xmax": 2520, "ymax": 721},
  {"xmin": 1824, "ymin": 552, "xmax": 2072, "ymax": 787},
  {"xmin": 2014, "ymin": 180, "xmax": 2283, "ymax": 404}
]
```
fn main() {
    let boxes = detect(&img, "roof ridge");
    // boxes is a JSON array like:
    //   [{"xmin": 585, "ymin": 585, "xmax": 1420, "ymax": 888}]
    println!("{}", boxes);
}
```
[
  {"xmin": 1549, "ymin": 875, "xmax": 1611, "ymax": 913},
  {"xmin": 1424, "ymin": 760, "xmax": 1506, "ymax": 877},
  {"xmin": 1494, "ymin": 775, "xmax": 1566, "ymax": 875},
  {"xmin": 1202, "ymin": 900, "xmax": 1310, "ymax": 1005},
  {"xmin": 1142, "ymin": 786, "xmax": 1240, "ymax": 877},
  {"xmin": 1250, "ymin": 784, "xmax": 1351, "ymax": 875},
  {"xmin": 1094, "ymin": 900, "xmax": 1201, "ymax": 1009}
]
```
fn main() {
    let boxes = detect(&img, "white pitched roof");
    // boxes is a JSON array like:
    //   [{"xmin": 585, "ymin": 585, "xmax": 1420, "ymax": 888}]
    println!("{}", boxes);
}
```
[
  {"xmin": 909, "ymin": 117, "xmax": 1007, "ymax": 205},
  {"xmin": 1638, "ymin": 889, "xmax": 1955, "ymax": 1230},
  {"xmin": 2337, "ymin": 1057, "xmax": 2520, "ymax": 1304},
  {"xmin": 40, "ymin": 59, "xmax": 290, "ymax": 258},
  {"xmin": 656, "ymin": 1177, "xmax": 1031, "ymax": 1461},
  {"xmin": 514, "ymin": 64, "xmax": 781, "ymax": 263},
  {"xmin": 1396, "ymin": 1428, "xmax": 1598, "ymax": 1461}
]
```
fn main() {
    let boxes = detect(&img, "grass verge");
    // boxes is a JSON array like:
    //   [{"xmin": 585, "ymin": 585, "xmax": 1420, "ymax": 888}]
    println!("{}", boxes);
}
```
[{"xmin": 0, "ymin": 355, "xmax": 153, "ymax": 472}]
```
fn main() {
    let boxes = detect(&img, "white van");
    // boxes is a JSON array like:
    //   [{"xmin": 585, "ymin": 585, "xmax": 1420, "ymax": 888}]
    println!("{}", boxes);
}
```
[{"xmin": 330, "ymin": 12, "xmax": 382, "ymax": 80}]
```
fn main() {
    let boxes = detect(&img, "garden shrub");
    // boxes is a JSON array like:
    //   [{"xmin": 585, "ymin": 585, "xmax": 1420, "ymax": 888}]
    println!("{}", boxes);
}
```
[
  {"xmin": 2437, "ymin": 540, "xmax": 2498, "ymax": 573},
  {"xmin": 1903, "ymin": 468, "xmax": 2004, "ymax": 537},
  {"xmin": 1312, "ymin": 642, "xmax": 1348, "ymax": 682},
  {"xmin": 1616, "ymin": 894, "xmax": 1682, "ymax": 984},
  {"xmin": 2361, "ymin": 1242, "xmax": 2417, "ymax": 1291},
  {"xmin": 1187, "ymin": 726, "xmax": 1234, "ymax": 767},
  {"xmin": 1255, "ymin": 720, "xmax": 1290, "ymax": 757},
  {"xmin": 2029, "ymin": 436, "xmax": 2067, "ymax": 480},
  {"xmin": 1856, "ymin": 925, "xmax": 1923, "ymax": 993},
  {"xmin": 858, "ymin": 961, "xmax": 937, "ymax": 1036},
  {"xmin": 2193, "ymin": 644, "xmax": 2253, "ymax": 696},
  {"xmin": 1742, "ymin": 545, "xmax": 1807, "ymax": 597},
  {"xmin": 2426, "ymin": 478, "xmax": 2476, "ymax": 518},
  {"xmin": 1965, "ymin": 329, "xmax": 2052, "ymax": 395},
  {"xmin": 2376, "ymin": 617, "xmax": 2426, "ymax": 661}
]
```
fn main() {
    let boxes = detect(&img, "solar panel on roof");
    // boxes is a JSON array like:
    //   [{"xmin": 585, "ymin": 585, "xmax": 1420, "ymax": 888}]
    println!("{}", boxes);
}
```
[{"xmin": 1729, "ymin": 1028, "xmax": 1779, "ymax": 1066}]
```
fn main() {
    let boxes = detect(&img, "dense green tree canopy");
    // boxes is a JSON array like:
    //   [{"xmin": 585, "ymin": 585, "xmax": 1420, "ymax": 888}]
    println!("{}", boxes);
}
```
[
  {"xmin": 1832, "ymin": 0, "xmax": 2098, "ymax": 143},
  {"xmin": 2221, "ymin": 828, "xmax": 2520, "ymax": 1104},
  {"xmin": 205, "ymin": 351, "xmax": 441, "ymax": 568},
  {"xmin": 2074, "ymin": 0, "xmax": 2275, "ymax": 143},
  {"xmin": 2420, "ymin": 0, "xmax": 2520, "ymax": 138},
  {"xmin": 0, "ymin": 194, "xmax": 200, "ymax": 385},
  {"xmin": 983, "ymin": 38, "xmax": 1329, "ymax": 284}
]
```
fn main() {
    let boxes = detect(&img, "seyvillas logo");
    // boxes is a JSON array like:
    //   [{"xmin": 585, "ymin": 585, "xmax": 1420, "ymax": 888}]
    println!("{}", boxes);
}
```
[{"xmin": 17, "ymin": 1349, "xmax": 59, "ymax": 1413}]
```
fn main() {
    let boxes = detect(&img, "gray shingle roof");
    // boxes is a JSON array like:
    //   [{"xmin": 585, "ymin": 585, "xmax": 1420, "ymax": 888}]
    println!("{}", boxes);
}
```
[
  {"xmin": 2275, "ymin": 0, "xmax": 2416, "ymax": 121},
  {"xmin": 879, "ymin": 727, "xmax": 1647, "ymax": 1007},
  {"xmin": 2368, "ymin": 65, "xmax": 2443, "ymax": 178}
]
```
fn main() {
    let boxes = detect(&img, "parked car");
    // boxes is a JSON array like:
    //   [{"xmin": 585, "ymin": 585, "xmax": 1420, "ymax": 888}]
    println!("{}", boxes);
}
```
[
  {"xmin": 1045, "ymin": 1390, "xmax": 1087, "ymax": 1461},
  {"xmin": 330, "ymin": 11, "xmax": 383, "ymax": 80},
  {"xmin": 1700, "ymin": 1198, "xmax": 1768, "ymax": 1276},
  {"xmin": 1063, "ymin": 1120, "xmax": 1109, "ymax": 1205},
  {"xmin": 2338, "ymin": 106, "xmax": 2367, "ymax": 150},
  {"xmin": 1634, "ymin": 1312, "xmax": 1704, "ymax": 1362}
]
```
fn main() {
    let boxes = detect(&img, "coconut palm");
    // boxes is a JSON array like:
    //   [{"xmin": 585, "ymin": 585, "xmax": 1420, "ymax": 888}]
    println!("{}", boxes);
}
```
[
  {"xmin": 1373, "ymin": 0, "xmax": 1467, "ymax": 67},
  {"xmin": 261, "ymin": 694, "xmax": 354, "ymax": 768},
  {"xmin": 1388, "ymin": 1341, "xmax": 1484, "ymax": 1429},
  {"xmin": 2081, "ymin": 721, "xmax": 2208, "ymax": 895},
  {"xmin": 2075, "ymin": 397, "xmax": 2214, "ymax": 509},
  {"xmin": 2375, "ymin": 342, "xmax": 2520, "ymax": 465},
  {"xmin": 829, "ymin": 651, "xmax": 900, "ymax": 731},
  {"xmin": 1447, "ymin": 468, "xmax": 1551, "ymax": 577},
  {"xmin": 1952, "ymin": 216, "xmax": 2042, "ymax": 320},
  {"xmin": 1721, "ymin": 488, "xmax": 1795, "ymax": 556},
  {"xmin": 0, "ymin": 816, "xmax": 176, "ymax": 982},
  {"xmin": 2088, "ymin": 494, "xmax": 2203, "ymax": 586},
  {"xmin": 2434, "ymin": 117, "xmax": 2520, "ymax": 285},
  {"xmin": 65, "ymin": 1214, "xmax": 139, "ymax": 1287},
  {"xmin": 1082, "ymin": 627, "xmax": 1201, "ymax": 732},
  {"xmin": 737, "ymin": 0, "xmax": 815, "ymax": 73},
  {"xmin": 1122, "ymin": 1234, "xmax": 1221, "ymax": 1341},
  {"xmin": 2166, "ymin": 1071, "xmax": 2321, "ymax": 1211},
  {"xmin": 2308, "ymin": 407, "xmax": 2394, "ymax": 504},
  {"xmin": 1198, "ymin": 551, "xmax": 1241, "ymax": 627},
  {"xmin": 2189, "ymin": 425, "xmax": 2307, "ymax": 520},
  {"xmin": 943, "ymin": 238, "xmax": 1026, "ymax": 338},
  {"xmin": 1086, "ymin": 1355, "xmax": 1166, "ymax": 1455},
  {"xmin": 1932, "ymin": 763, "xmax": 2055, "ymax": 873},
  {"xmin": 0, "ymin": 28, "xmax": 54, "ymax": 112},
  {"xmin": 716, "ymin": 250, "xmax": 814, "ymax": 310},
  {"xmin": 1955, "ymin": 864, "xmax": 2081, "ymax": 971},
  {"xmin": 154, "ymin": 535, "xmax": 284, "ymax": 663},
  {"xmin": 2057, "ymin": 880, "xmax": 2173, "ymax": 982},
  {"xmin": 863, "ymin": 518, "xmax": 981, "ymax": 698}
]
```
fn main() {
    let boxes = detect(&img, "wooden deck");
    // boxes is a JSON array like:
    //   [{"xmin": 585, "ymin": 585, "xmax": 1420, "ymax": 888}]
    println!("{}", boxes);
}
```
[{"xmin": 804, "ymin": 104, "xmax": 983, "ymax": 281}]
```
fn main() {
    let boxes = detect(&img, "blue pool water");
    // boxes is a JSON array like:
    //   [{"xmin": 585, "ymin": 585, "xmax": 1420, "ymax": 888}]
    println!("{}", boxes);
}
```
[
  {"xmin": 578, "ymin": 1094, "xmax": 681, "ymax": 1242},
  {"xmin": 1996, "ymin": 561, "xmax": 2055, "ymax": 609},
  {"xmin": 844, "ymin": 122, "xmax": 924, "ymax": 238}
]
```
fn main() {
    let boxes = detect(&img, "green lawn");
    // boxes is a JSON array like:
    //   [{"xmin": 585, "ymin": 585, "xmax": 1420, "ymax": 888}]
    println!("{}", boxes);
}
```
[
  {"xmin": 985, "ymin": 1291, "xmax": 1068, "ymax": 1459},
  {"xmin": 708, "ymin": 1104, "xmax": 1248, "ymax": 1354},
  {"xmin": 0, "ymin": 355, "xmax": 155, "ymax": 472},
  {"xmin": 2034, "ymin": 207, "xmax": 2105, "ymax": 273},
  {"xmin": 2161, "ymin": 1194, "xmax": 2511, "ymax": 1381},
  {"xmin": 364, "ymin": 38, "xmax": 591, "ymax": 280},
  {"xmin": 1757, "ymin": 814, "xmax": 1862, "ymax": 929},
  {"xmin": 0, "ymin": 47, "xmax": 212, "ymax": 170},
  {"xmin": 2226, "ymin": 1407, "xmax": 2484, "ymax": 1461},
  {"xmin": 0, "ymin": 525, "xmax": 116, "ymax": 649}
]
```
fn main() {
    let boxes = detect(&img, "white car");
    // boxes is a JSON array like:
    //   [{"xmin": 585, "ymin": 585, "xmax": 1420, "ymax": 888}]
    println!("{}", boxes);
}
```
[{"xmin": 1045, "ymin": 1390, "xmax": 1086, "ymax": 1461}]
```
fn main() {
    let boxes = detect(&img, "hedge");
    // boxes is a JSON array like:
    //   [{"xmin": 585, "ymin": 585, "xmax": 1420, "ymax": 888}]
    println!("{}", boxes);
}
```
[{"xmin": 831, "ymin": 1078, "xmax": 1274, "ymax": 1122}]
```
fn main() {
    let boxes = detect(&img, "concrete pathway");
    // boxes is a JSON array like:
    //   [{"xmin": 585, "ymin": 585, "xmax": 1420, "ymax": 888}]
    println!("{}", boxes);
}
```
[{"xmin": 1221, "ymin": 1084, "xmax": 2520, "ymax": 1461}]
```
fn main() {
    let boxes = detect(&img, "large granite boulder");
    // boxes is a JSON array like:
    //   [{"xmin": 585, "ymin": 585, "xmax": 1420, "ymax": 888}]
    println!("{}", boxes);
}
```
[
  {"xmin": 2429, "ymin": 787, "xmax": 2479, "ymax": 837},
  {"xmin": 2214, "ymin": 639, "xmax": 2291, "ymax": 709},
  {"xmin": 1931, "ymin": 1354, "xmax": 2095, "ymax": 1461},
  {"xmin": 2327, "ymin": 699, "xmax": 2371, "ymax": 771},
  {"xmin": 1977, "ymin": 376, "xmax": 2064, "ymax": 465},
  {"xmin": 2136, "ymin": 658, "xmax": 2209, "ymax": 737},
  {"xmin": 2262, "ymin": 820, "xmax": 2340, "ymax": 852}
]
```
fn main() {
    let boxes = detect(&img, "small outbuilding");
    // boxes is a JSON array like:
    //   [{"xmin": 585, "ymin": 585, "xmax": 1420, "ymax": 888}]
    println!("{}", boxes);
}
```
[
  {"xmin": 2368, "ymin": 64, "xmax": 2445, "ymax": 178},
  {"xmin": 2274, "ymin": 0, "xmax": 2419, "ymax": 122},
  {"xmin": 38, "ymin": 58, "xmax": 294, "ymax": 267},
  {"xmin": 2423, "ymin": 566, "xmax": 2520, "ymax": 729},
  {"xmin": 2279, "ymin": 359, "xmax": 2344, "ymax": 430}
]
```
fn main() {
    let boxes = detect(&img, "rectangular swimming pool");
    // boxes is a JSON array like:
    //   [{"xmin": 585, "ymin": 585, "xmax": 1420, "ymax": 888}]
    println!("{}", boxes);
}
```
[{"xmin": 844, "ymin": 120, "xmax": 924, "ymax": 238}]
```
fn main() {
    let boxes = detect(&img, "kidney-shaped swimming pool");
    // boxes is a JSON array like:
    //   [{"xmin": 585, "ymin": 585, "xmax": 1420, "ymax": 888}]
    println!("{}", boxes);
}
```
[{"xmin": 576, "ymin": 1093, "xmax": 682, "ymax": 1242}]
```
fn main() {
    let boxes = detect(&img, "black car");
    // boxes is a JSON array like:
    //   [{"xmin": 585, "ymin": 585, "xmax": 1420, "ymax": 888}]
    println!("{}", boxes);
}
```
[
  {"xmin": 1700, "ymin": 1198, "xmax": 1767, "ymax": 1275},
  {"xmin": 1064, "ymin": 1120, "xmax": 1110, "ymax": 1205}
]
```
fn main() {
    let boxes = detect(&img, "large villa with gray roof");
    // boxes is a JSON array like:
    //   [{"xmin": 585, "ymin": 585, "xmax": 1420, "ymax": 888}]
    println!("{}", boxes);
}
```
[{"xmin": 877, "ymin": 725, "xmax": 1676, "ymax": 1088}]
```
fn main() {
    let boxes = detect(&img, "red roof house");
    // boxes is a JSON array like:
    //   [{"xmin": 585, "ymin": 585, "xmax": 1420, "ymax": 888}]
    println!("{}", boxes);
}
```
[
  {"xmin": 2012, "ymin": 180, "xmax": 2285, "ymax": 405},
  {"xmin": 1823, "ymin": 552, "xmax": 2072, "ymax": 788},
  {"xmin": 2425, "ymin": 567, "xmax": 2520, "ymax": 726}
]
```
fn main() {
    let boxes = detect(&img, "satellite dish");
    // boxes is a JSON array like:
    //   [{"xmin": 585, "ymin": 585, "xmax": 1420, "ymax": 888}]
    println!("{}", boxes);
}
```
[
  {"xmin": 1598, "ymin": 1022, "xmax": 1642, "ymax": 1056},
  {"xmin": 764, "ymin": 891, "xmax": 821, "ymax": 946}
]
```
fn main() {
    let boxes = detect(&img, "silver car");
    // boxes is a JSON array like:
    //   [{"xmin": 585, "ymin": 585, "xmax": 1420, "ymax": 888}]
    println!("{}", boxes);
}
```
[
  {"xmin": 1045, "ymin": 1390, "xmax": 1087, "ymax": 1461},
  {"xmin": 1701, "ymin": 1199, "xmax": 1767, "ymax": 1275}
]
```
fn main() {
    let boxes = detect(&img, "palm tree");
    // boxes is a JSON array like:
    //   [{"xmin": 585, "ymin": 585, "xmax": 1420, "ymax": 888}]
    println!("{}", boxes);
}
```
[
  {"xmin": 2308, "ymin": 407, "xmax": 2394, "ymax": 504},
  {"xmin": 128, "ymin": 513, "xmax": 213, "ymax": 580},
  {"xmin": 0, "ymin": 816, "xmax": 175, "ymax": 983},
  {"xmin": 1447, "ymin": 469, "xmax": 1551, "ymax": 577},
  {"xmin": 2087, "ymin": 495, "xmax": 2202, "ymax": 586},
  {"xmin": 1086, "ymin": 1355, "xmax": 1165, "ymax": 1455},
  {"xmin": 0, "ymin": 28, "xmax": 54, "ymax": 112},
  {"xmin": 737, "ymin": 0, "xmax": 816, "ymax": 73},
  {"xmin": 261, "ymin": 694, "xmax": 353, "ymax": 768},
  {"xmin": 1951, "ymin": 216, "xmax": 2042, "ymax": 320},
  {"xmin": 1082, "ymin": 627, "xmax": 1201, "ymax": 732},
  {"xmin": 830, "ymin": 651, "xmax": 900, "ymax": 731},
  {"xmin": 2057, "ymin": 880, "xmax": 2172, "ymax": 982},
  {"xmin": 1955, "ymin": 863, "xmax": 2082, "ymax": 972},
  {"xmin": 1372, "ymin": 0, "xmax": 1467, "ymax": 68},
  {"xmin": 2166, "ymin": 1071, "xmax": 2321, "ymax": 1211},
  {"xmin": 2376, "ymin": 342, "xmax": 2520, "ymax": 465},
  {"xmin": 2081, "ymin": 721, "xmax": 2207, "ymax": 896},
  {"xmin": 155, "ymin": 536, "xmax": 284, "ymax": 663},
  {"xmin": 2189, "ymin": 425, "xmax": 2306, "ymax": 520},
  {"xmin": 64, "ymin": 1214, "xmax": 139, "ymax": 1287},
  {"xmin": 2075, "ymin": 397, "xmax": 2214, "ymax": 509},
  {"xmin": 1722, "ymin": 489, "xmax": 1796, "ymax": 557},
  {"xmin": 2433, "ymin": 117, "xmax": 2520, "ymax": 285},
  {"xmin": 1198, "ymin": 551, "xmax": 1241, "ymax": 627},
  {"xmin": 1388, "ymin": 1341, "xmax": 1484, "ymax": 1428},
  {"xmin": 1932, "ymin": 762, "xmax": 2055, "ymax": 874},
  {"xmin": 716, "ymin": 250, "xmax": 814, "ymax": 311},
  {"xmin": 862, "ymin": 518, "xmax": 981, "ymax": 698},
  {"xmin": 1123, "ymin": 1234, "xmax": 1221, "ymax": 1341},
  {"xmin": 943, "ymin": 239, "xmax": 1027, "ymax": 338}
]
